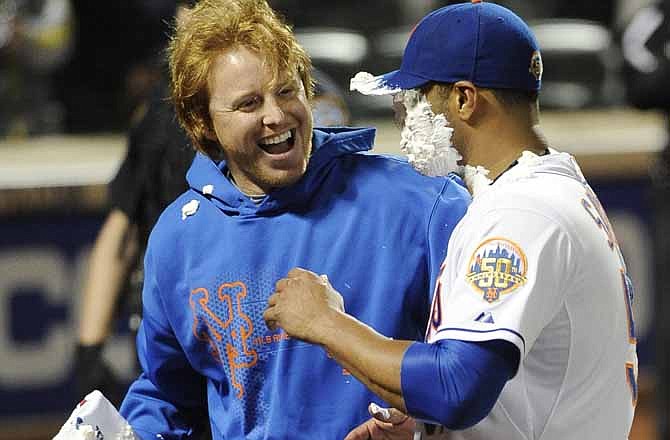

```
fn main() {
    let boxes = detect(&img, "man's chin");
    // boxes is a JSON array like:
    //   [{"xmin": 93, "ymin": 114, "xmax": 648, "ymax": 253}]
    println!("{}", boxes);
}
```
[
  {"xmin": 260, "ymin": 167, "xmax": 307, "ymax": 191},
  {"xmin": 254, "ymin": 141, "xmax": 311, "ymax": 190}
]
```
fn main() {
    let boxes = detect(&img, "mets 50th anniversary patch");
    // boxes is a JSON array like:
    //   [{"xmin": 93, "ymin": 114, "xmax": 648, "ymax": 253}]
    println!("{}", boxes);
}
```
[{"xmin": 466, "ymin": 238, "xmax": 528, "ymax": 303}]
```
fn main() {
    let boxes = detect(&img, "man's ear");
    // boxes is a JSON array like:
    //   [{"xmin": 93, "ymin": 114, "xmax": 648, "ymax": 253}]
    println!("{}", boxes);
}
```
[{"xmin": 452, "ymin": 81, "xmax": 478, "ymax": 120}]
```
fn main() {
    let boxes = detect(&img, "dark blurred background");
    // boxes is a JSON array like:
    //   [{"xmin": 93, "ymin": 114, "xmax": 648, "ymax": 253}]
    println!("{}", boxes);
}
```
[
  {"xmin": 0, "ymin": 0, "xmax": 647, "ymax": 136},
  {"xmin": 0, "ymin": 0, "xmax": 667, "ymax": 438}
]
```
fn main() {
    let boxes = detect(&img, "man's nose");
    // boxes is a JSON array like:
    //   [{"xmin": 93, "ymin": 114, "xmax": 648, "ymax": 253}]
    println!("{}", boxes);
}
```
[{"xmin": 262, "ymin": 96, "xmax": 285, "ymax": 125}]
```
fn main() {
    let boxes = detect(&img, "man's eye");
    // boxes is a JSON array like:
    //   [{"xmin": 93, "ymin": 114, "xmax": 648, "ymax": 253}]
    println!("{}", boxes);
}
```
[
  {"xmin": 237, "ymin": 96, "xmax": 261, "ymax": 111},
  {"xmin": 278, "ymin": 86, "xmax": 296, "ymax": 97}
]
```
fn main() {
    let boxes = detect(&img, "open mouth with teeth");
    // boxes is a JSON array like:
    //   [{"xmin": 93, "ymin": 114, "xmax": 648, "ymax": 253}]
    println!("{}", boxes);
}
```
[{"xmin": 258, "ymin": 129, "xmax": 296, "ymax": 155}]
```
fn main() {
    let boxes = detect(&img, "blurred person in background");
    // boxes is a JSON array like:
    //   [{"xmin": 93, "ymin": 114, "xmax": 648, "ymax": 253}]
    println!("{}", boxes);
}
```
[
  {"xmin": 72, "ymin": 0, "xmax": 353, "ymax": 408},
  {"xmin": 72, "ymin": 72, "xmax": 195, "ymax": 407},
  {"xmin": 620, "ymin": 1, "xmax": 670, "ymax": 437},
  {"xmin": 0, "ymin": 0, "xmax": 72, "ymax": 137},
  {"xmin": 72, "ymin": 0, "xmax": 196, "ymax": 407}
]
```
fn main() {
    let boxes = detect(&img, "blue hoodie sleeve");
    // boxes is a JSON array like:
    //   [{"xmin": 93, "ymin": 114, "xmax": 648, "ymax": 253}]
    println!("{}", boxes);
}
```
[{"xmin": 120, "ymin": 244, "xmax": 207, "ymax": 440}]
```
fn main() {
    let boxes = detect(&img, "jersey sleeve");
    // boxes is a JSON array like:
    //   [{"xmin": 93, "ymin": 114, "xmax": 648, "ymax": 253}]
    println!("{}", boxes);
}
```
[
  {"xmin": 426, "ymin": 206, "xmax": 576, "ymax": 358},
  {"xmin": 119, "ymin": 243, "xmax": 207, "ymax": 439}
]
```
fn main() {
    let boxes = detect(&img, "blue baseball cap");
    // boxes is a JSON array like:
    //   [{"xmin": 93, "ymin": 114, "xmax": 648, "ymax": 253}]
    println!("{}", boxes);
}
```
[{"xmin": 352, "ymin": 0, "xmax": 542, "ymax": 95}]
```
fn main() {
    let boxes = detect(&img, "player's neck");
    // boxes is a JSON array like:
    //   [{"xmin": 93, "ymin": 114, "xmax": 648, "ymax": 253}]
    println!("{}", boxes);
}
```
[{"xmin": 468, "ymin": 124, "xmax": 549, "ymax": 181}]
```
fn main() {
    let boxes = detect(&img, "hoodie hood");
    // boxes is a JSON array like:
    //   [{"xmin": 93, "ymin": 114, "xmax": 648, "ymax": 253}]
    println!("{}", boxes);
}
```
[{"xmin": 186, "ymin": 127, "xmax": 376, "ymax": 215}]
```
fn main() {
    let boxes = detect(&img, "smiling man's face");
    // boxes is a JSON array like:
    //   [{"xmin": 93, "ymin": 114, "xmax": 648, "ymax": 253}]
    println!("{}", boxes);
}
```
[{"xmin": 207, "ymin": 45, "xmax": 313, "ymax": 194}]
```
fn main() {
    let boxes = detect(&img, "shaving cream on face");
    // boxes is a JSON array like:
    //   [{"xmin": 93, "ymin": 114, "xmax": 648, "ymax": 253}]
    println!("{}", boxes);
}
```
[
  {"xmin": 397, "ymin": 89, "xmax": 463, "ymax": 177},
  {"xmin": 349, "ymin": 72, "xmax": 492, "ymax": 193},
  {"xmin": 398, "ymin": 89, "xmax": 496, "ymax": 195}
]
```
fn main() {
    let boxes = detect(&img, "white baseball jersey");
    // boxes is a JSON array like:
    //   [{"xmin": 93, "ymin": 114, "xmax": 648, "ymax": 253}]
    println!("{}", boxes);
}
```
[{"xmin": 426, "ymin": 150, "xmax": 637, "ymax": 439}]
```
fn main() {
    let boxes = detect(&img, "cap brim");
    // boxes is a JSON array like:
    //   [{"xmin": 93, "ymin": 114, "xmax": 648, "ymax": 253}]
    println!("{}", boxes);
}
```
[{"xmin": 350, "ymin": 70, "xmax": 430, "ymax": 96}]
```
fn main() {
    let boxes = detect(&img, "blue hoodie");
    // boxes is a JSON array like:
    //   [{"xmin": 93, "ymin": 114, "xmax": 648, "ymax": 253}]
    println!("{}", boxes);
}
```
[{"xmin": 120, "ymin": 127, "xmax": 470, "ymax": 439}]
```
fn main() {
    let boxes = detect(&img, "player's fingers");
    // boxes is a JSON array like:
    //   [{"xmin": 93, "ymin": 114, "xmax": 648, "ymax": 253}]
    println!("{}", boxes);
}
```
[
  {"xmin": 385, "ymin": 408, "xmax": 411, "ymax": 427},
  {"xmin": 288, "ymin": 266, "xmax": 319, "ymax": 280},
  {"xmin": 369, "ymin": 403, "xmax": 411, "ymax": 426},
  {"xmin": 267, "ymin": 293, "xmax": 279, "ymax": 307},
  {"xmin": 263, "ymin": 307, "xmax": 278, "ymax": 330},
  {"xmin": 287, "ymin": 267, "xmax": 308, "ymax": 279},
  {"xmin": 343, "ymin": 418, "xmax": 374, "ymax": 440},
  {"xmin": 275, "ymin": 278, "xmax": 291, "ymax": 292}
]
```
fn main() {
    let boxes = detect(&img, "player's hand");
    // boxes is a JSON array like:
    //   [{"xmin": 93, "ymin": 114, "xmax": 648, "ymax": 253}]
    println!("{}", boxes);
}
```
[
  {"xmin": 344, "ymin": 403, "xmax": 417, "ymax": 440},
  {"xmin": 263, "ymin": 267, "xmax": 344, "ymax": 344}
]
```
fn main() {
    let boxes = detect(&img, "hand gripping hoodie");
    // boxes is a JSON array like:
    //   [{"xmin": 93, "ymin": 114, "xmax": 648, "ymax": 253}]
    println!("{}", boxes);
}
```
[{"xmin": 120, "ymin": 127, "xmax": 470, "ymax": 440}]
